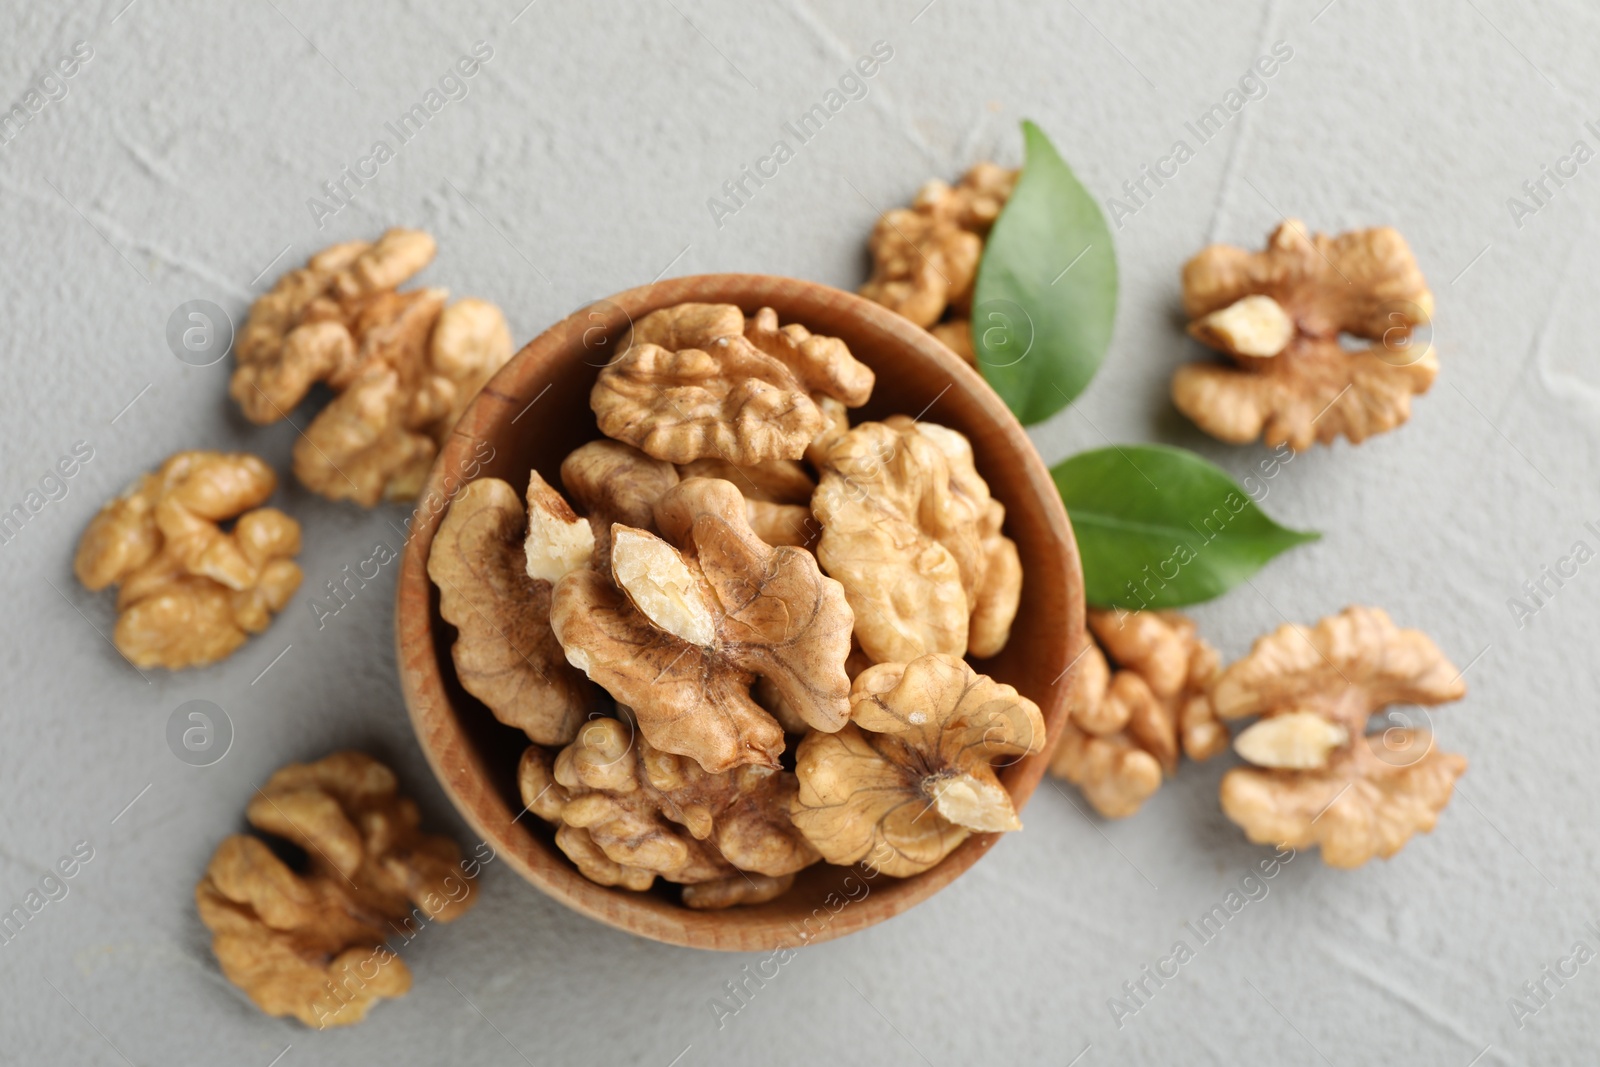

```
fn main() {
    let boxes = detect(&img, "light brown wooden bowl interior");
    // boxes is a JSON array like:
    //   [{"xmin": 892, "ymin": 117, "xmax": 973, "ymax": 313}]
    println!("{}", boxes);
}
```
[{"xmin": 396, "ymin": 274, "xmax": 1083, "ymax": 951}]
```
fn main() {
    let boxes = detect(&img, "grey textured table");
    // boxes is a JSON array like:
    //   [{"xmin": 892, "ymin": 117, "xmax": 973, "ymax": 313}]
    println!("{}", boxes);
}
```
[{"xmin": 2, "ymin": 1, "xmax": 1593, "ymax": 1064}]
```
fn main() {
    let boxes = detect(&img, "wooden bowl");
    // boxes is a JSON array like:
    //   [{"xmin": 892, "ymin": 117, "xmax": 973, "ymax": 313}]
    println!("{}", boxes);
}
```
[{"xmin": 396, "ymin": 274, "xmax": 1083, "ymax": 951}]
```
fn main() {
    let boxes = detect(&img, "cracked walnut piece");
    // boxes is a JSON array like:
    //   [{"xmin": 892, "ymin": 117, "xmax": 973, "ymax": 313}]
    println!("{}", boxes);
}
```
[
  {"xmin": 1173, "ymin": 219, "xmax": 1437, "ymax": 450},
  {"xmin": 858, "ymin": 162, "xmax": 1017, "ymax": 363},
  {"xmin": 1215, "ymin": 606, "xmax": 1467, "ymax": 868},
  {"xmin": 517, "ymin": 718, "xmax": 817, "ymax": 902},
  {"xmin": 592, "ymin": 303, "xmax": 874, "ymax": 465},
  {"xmin": 231, "ymin": 229, "xmax": 513, "ymax": 504},
  {"xmin": 429, "ymin": 476, "xmax": 593, "ymax": 746},
  {"xmin": 549, "ymin": 478, "xmax": 854, "ymax": 773},
  {"xmin": 73, "ymin": 451, "xmax": 301, "ymax": 669},
  {"xmin": 1049, "ymin": 610, "xmax": 1225, "ymax": 819},
  {"xmin": 196, "ymin": 752, "xmax": 477, "ymax": 1027},
  {"xmin": 811, "ymin": 416, "xmax": 1021, "ymax": 664},
  {"xmin": 790, "ymin": 654, "xmax": 1045, "ymax": 878}
]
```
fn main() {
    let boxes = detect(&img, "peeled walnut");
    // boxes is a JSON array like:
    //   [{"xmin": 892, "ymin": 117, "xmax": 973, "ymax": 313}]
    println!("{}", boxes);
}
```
[
  {"xmin": 196, "ymin": 752, "xmax": 476, "ymax": 1027},
  {"xmin": 428, "ymin": 476, "xmax": 592, "ymax": 746},
  {"xmin": 811, "ymin": 416, "xmax": 1020, "ymax": 663},
  {"xmin": 549, "ymin": 478, "xmax": 854, "ymax": 772},
  {"xmin": 791, "ymin": 654, "xmax": 1045, "ymax": 877},
  {"xmin": 517, "ymin": 719, "xmax": 818, "ymax": 902},
  {"xmin": 1215, "ymin": 606, "xmax": 1467, "ymax": 867},
  {"xmin": 591, "ymin": 303, "xmax": 873, "ymax": 465},
  {"xmin": 1173, "ymin": 219, "xmax": 1437, "ymax": 451},
  {"xmin": 858, "ymin": 162, "xmax": 1017, "ymax": 363},
  {"xmin": 73, "ymin": 451, "xmax": 301, "ymax": 669},
  {"xmin": 560, "ymin": 439, "xmax": 680, "ymax": 570},
  {"xmin": 231, "ymin": 230, "xmax": 513, "ymax": 504},
  {"xmin": 1049, "ymin": 610, "xmax": 1224, "ymax": 819}
]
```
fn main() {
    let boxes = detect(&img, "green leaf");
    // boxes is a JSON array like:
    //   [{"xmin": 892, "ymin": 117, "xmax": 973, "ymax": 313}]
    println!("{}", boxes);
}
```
[
  {"xmin": 974, "ymin": 120, "xmax": 1117, "ymax": 425},
  {"xmin": 1052, "ymin": 445, "xmax": 1319, "ymax": 609}
]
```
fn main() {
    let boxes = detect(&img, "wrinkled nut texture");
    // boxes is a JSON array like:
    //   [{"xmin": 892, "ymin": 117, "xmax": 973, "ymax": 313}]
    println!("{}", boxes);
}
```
[
  {"xmin": 616, "ymin": 301, "xmax": 744, "ymax": 355},
  {"xmin": 429, "ymin": 477, "xmax": 592, "ymax": 746},
  {"xmin": 592, "ymin": 304, "xmax": 872, "ymax": 465},
  {"xmin": 1090, "ymin": 608, "xmax": 1227, "ymax": 765},
  {"xmin": 1215, "ymin": 606, "xmax": 1468, "ymax": 867},
  {"xmin": 1049, "ymin": 639, "xmax": 1161, "ymax": 821},
  {"xmin": 561, "ymin": 439, "xmax": 680, "ymax": 570},
  {"xmin": 233, "ymin": 229, "xmax": 513, "ymax": 504},
  {"xmin": 678, "ymin": 457, "xmax": 815, "ymax": 506},
  {"xmin": 681, "ymin": 873, "xmax": 795, "ymax": 910},
  {"xmin": 196, "ymin": 752, "xmax": 476, "ymax": 1027},
  {"xmin": 790, "ymin": 654, "xmax": 1045, "ymax": 877},
  {"xmin": 743, "ymin": 306, "xmax": 874, "ymax": 408},
  {"xmin": 244, "ymin": 752, "xmax": 478, "ymax": 924},
  {"xmin": 593, "ymin": 337, "xmax": 820, "ymax": 465},
  {"xmin": 197, "ymin": 836, "xmax": 412, "ymax": 1028},
  {"xmin": 549, "ymin": 478, "xmax": 854, "ymax": 773},
  {"xmin": 1048, "ymin": 611, "xmax": 1224, "ymax": 819},
  {"xmin": 680, "ymin": 457, "xmax": 817, "ymax": 550},
  {"xmin": 231, "ymin": 232, "xmax": 431, "ymax": 422},
  {"xmin": 805, "ymin": 394, "xmax": 852, "ymax": 469},
  {"xmin": 73, "ymin": 451, "xmax": 301, "ymax": 669},
  {"xmin": 428, "ymin": 297, "xmax": 515, "ymax": 437},
  {"xmin": 518, "ymin": 719, "xmax": 818, "ymax": 901},
  {"xmin": 859, "ymin": 163, "xmax": 1017, "ymax": 329},
  {"xmin": 754, "ymin": 641, "xmax": 875, "ymax": 735},
  {"xmin": 1174, "ymin": 219, "xmax": 1437, "ymax": 450},
  {"xmin": 812, "ymin": 416, "xmax": 1020, "ymax": 663}
]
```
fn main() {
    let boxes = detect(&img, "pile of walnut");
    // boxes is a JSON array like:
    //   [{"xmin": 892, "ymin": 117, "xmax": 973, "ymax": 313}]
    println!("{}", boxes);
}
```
[
  {"xmin": 1173, "ymin": 219, "xmax": 1437, "ymax": 450},
  {"xmin": 1051, "ymin": 605, "xmax": 1467, "ymax": 868},
  {"xmin": 196, "ymin": 752, "xmax": 478, "ymax": 1028},
  {"xmin": 858, "ymin": 162, "xmax": 1017, "ymax": 364},
  {"xmin": 231, "ymin": 228, "xmax": 513, "ymax": 506},
  {"xmin": 73, "ymin": 451, "xmax": 303, "ymax": 669},
  {"xmin": 429, "ymin": 302, "xmax": 1041, "ymax": 906}
]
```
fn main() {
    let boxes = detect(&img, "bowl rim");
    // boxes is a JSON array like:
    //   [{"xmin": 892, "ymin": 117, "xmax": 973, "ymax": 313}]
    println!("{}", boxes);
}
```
[{"xmin": 396, "ymin": 272, "xmax": 1083, "ymax": 951}]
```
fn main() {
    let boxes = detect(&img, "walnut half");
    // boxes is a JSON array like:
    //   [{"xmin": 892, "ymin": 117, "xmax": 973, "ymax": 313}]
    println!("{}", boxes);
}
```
[
  {"xmin": 591, "ymin": 303, "xmax": 873, "ymax": 465},
  {"xmin": 790, "ymin": 654, "xmax": 1045, "ymax": 877},
  {"xmin": 1215, "ymin": 606, "xmax": 1468, "ymax": 867},
  {"xmin": 811, "ymin": 416, "xmax": 1021, "ymax": 665},
  {"xmin": 196, "ymin": 752, "xmax": 477, "ymax": 1027},
  {"xmin": 232, "ymin": 230, "xmax": 513, "ymax": 505},
  {"xmin": 1173, "ymin": 219, "xmax": 1437, "ymax": 451},
  {"xmin": 428, "ymin": 475, "xmax": 593, "ymax": 746},
  {"xmin": 1049, "ymin": 610, "xmax": 1223, "ymax": 819},
  {"xmin": 550, "ymin": 478, "xmax": 855, "ymax": 773},
  {"xmin": 73, "ymin": 451, "xmax": 301, "ymax": 669}
]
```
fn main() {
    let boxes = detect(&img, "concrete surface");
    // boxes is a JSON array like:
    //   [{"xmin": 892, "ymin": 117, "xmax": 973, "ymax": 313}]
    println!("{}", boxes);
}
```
[{"xmin": 2, "ymin": 0, "xmax": 1596, "ymax": 1063}]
